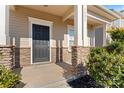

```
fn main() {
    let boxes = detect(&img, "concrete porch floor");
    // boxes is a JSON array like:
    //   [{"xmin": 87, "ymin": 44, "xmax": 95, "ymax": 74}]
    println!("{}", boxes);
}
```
[{"xmin": 14, "ymin": 62, "xmax": 73, "ymax": 88}]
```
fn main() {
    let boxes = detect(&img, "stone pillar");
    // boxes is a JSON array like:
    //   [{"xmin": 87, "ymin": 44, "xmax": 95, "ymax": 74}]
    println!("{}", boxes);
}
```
[
  {"xmin": 72, "ymin": 5, "xmax": 89, "ymax": 77},
  {"xmin": 0, "ymin": 46, "xmax": 15, "ymax": 69},
  {"xmin": 71, "ymin": 46, "xmax": 90, "ymax": 77}
]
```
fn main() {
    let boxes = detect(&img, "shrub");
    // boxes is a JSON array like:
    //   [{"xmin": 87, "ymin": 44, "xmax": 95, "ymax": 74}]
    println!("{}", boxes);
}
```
[
  {"xmin": 106, "ymin": 41, "xmax": 124, "ymax": 55},
  {"xmin": 87, "ymin": 27, "xmax": 124, "ymax": 87},
  {"xmin": 107, "ymin": 28, "xmax": 124, "ymax": 42},
  {"xmin": 87, "ymin": 48, "xmax": 124, "ymax": 88},
  {"xmin": 0, "ymin": 65, "xmax": 21, "ymax": 88}
]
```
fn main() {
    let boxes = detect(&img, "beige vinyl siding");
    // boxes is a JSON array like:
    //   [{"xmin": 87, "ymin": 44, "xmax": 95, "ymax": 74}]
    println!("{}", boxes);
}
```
[{"xmin": 9, "ymin": 6, "xmax": 73, "ymax": 48}]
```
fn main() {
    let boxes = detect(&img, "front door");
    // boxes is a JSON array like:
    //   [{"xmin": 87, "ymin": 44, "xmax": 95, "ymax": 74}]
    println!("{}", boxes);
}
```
[{"xmin": 32, "ymin": 24, "xmax": 50, "ymax": 63}]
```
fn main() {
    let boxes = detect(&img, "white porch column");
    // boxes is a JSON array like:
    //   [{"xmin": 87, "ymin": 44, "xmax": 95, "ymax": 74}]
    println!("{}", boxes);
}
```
[
  {"xmin": 82, "ymin": 5, "xmax": 88, "ymax": 46},
  {"xmin": 74, "ymin": 5, "xmax": 83, "ymax": 46},
  {"xmin": 74, "ymin": 5, "xmax": 88, "ymax": 46},
  {"xmin": 0, "ymin": 5, "xmax": 10, "ymax": 45},
  {"xmin": 72, "ymin": 5, "xmax": 90, "ymax": 76}
]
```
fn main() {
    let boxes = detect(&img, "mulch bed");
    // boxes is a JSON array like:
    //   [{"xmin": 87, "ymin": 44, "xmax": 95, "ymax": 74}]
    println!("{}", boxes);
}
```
[{"xmin": 68, "ymin": 75, "xmax": 103, "ymax": 88}]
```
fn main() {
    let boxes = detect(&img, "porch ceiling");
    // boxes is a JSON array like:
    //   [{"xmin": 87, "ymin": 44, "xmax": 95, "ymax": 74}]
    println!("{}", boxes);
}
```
[{"xmin": 21, "ymin": 5, "xmax": 73, "ymax": 17}]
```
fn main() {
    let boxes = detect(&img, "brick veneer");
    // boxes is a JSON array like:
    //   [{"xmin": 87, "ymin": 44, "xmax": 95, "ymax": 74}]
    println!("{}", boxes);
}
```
[
  {"xmin": 71, "ymin": 46, "xmax": 90, "ymax": 77},
  {"xmin": 0, "ymin": 45, "xmax": 15, "ymax": 69}
]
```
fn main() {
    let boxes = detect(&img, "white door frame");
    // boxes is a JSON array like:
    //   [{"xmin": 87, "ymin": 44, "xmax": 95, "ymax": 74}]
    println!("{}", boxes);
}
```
[{"xmin": 29, "ymin": 17, "xmax": 53, "ymax": 64}]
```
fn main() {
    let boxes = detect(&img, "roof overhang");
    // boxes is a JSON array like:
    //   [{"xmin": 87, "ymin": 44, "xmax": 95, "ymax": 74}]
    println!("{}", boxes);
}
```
[
  {"xmin": 88, "ymin": 5, "xmax": 121, "ymax": 21},
  {"xmin": 112, "ymin": 11, "xmax": 124, "ymax": 19}
]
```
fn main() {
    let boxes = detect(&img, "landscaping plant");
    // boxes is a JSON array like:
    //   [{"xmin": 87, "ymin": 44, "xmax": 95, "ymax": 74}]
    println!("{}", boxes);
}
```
[
  {"xmin": 106, "ymin": 41, "xmax": 124, "ymax": 55},
  {"xmin": 0, "ymin": 65, "xmax": 21, "ymax": 88},
  {"xmin": 87, "ymin": 27, "xmax": 124, "ymax": 88},
  {"xmin": 107, "ymin": 27, "xmax": 124, "ymax": 42}
]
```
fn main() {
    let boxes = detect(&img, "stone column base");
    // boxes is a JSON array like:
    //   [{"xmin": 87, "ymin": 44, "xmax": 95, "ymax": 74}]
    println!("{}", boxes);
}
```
[
  {"xmin": 0, "ymin": 45, "xmax": 15, "ymax": 69},
  {"xmin": 71, "ymin": 46, "xmax": 90, "ymax": 77}
]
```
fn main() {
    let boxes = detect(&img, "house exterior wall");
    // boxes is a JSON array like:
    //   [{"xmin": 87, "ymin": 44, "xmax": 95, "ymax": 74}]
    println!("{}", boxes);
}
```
[
  {"xmin": 9, "ymin": 6, "xmax": 74, "ymax": 48},
  {"xmin": 8, "ymin": 5, "xmax": 113, "ymax": 67},
  {"xmin": 9, "ymin": 6, "xmax": 73, "ymax": 67}
]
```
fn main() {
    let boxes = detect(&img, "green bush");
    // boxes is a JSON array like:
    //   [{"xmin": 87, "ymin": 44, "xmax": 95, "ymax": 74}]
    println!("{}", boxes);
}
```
[
  {"xmin": 107, "ymin": 28, "xmax": 124, "ymax": 42},
  {"xmin": 0, "ymin": 65, "xmax": 21, "ymax": 88},
  {"xmin": 87, "ymin": 27, "xmax": 124, "ymax": 88},
  {"xmin": 87, "ymin": 48, "xmax": 124, "ymax": 88},
  {"xmin": 106, "ymin": 41, "xmax": 124, "ymax": 55}
]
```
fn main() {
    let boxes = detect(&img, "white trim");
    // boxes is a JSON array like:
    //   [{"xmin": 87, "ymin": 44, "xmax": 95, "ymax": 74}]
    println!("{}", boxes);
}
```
[
  {"xmin": 74, "ymin": 5, "xmax": 83, "ymax": 46},
  {"xmin": 63, "ymin": 12, "xmax": 74, "ymax": 22},
  {"xmin": 96, "ymin": 5, "xmax": 121, "ymax": 19},
  {"xmin": 87, "ymin": 13, "xmax": 111, "ymax": 24},
  {"xmin": 29, "ymin": 17, "xmax": 53, "ymax": 26},
  {"xmin": 82, "ymin": 5, "xmax": 88, "ymax": 46},
  {"xmin": 67, "ymin": 25, "xmax": 74, "ymax": 52},
  {"xmin": 6, "ymin": 5, "xmax": 10, "ymax": 45},
  {"xmin": 28, "ymin": 17, "xmax": 53, "ymax": 64},
  {"xmin": 62, "ymin": 6, "xmax": 74, "ymax": 22},
  {"xmin": 0, "ymin": 5, "xmax": 9, "ymax": 45},
  {"xmin": 103, "ymin": 24, "xmax": 106, "ymax": 46}
]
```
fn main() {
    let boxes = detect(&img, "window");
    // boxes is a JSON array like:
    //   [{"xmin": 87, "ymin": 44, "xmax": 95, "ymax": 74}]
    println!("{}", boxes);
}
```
[{"xmin": 67, "ymin": 25, "xmax": 75, "ymax": 51}]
